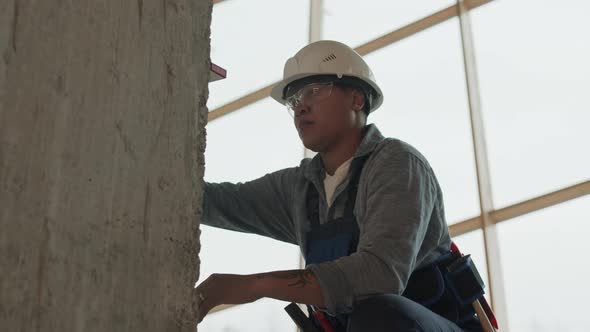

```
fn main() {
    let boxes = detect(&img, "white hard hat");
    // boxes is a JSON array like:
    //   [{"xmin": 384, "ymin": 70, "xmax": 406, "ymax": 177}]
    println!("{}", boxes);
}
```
[{"xmin": 270, "ymin": 40, "xmax": 383, "ymax": 113}]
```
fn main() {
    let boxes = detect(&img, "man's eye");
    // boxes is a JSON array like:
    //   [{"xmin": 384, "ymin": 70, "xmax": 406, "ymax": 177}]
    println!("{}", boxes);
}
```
[
  {"xmin": 302, "ymin": 88, "xmax": 317, "ymax": 99},
  {"xmin": 310, "ymin": 87, "xmax": 320, "ymax": 95},
  {"xmin": 289, "ymin": 95, "xmax": 301, "ymax": 106}
]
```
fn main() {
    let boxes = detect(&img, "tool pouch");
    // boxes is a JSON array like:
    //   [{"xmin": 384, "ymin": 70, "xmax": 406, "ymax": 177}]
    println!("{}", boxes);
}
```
[
  {"xmin": 444, "ymin": 254, "xmax": 485, "ymax": 306},
  {"xmin": 402, "ymin": 253, "xmax": 484, "ymax": 324}
]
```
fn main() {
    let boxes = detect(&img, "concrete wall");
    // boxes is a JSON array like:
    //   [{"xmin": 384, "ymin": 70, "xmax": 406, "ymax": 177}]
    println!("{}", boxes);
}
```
[{"xmin": 0, "ymin": 1, "xmax": 210, "ymax": 331}]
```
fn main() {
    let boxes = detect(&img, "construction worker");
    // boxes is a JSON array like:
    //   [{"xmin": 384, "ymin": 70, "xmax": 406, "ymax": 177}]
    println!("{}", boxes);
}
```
[{"xmin": 196, "ymin": 40, "xmax": 483, "ymax": 331}]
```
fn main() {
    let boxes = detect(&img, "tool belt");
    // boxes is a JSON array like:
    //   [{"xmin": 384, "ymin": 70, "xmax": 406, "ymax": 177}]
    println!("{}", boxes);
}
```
[
  {"xmin": 402, "ymin": 251, "xmax": 485, "ymax": 324},
  {"xmin": 286, "ymin": 251, "xmax": 486, "ymax": 332}
]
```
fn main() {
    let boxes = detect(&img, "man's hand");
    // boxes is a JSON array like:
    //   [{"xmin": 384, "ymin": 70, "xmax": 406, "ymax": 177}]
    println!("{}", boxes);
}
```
[
  {"xmin": 195, "ymin": 273, "xmax": 259, "ymax": 323},
  {"xmin": 194, "ymin": 269, "xmax": 325, "ymax": 323}
]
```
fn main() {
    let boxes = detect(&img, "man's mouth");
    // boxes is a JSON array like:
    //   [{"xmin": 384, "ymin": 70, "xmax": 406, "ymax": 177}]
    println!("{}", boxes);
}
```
[
  {"xmin": 297, "ymin": 120, "xmax": 314, "ymax": 129},
  {"xmin": 297, "ymin": 120, "xmax": 314, "ymax": 131}
]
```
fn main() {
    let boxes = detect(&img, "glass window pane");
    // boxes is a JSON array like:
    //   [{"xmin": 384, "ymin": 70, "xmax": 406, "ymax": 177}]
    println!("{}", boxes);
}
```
[
  {"xmin": 205, "ymin": 99, "xmax": 301, "ymax": 182},
  {"xmin": 323, "ymin": 0, "xmax": 453, "ymax": 47},
  {"xmin": 209, "ymin": 0, "xmax": 310, "ymax": 109},
  {"xmin": 365, "ymin": 18, "xmax": 481, "ymax": 224},
  {"xmin": 497, "ymin": 195, "xmax": 590, "ymax": 331},
  {"xmin": 200, "ymin": 98, "xmax": 302, "ymax": 331},
  {"xmin": 471, "ymin": 1, "xmax": 590, "ymax": 208}
]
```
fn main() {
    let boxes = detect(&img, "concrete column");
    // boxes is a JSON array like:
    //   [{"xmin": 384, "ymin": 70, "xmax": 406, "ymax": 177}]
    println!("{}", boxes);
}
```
[{"xmin": 0, "ymin": 1, "xmax": 210, "ymax": 331}]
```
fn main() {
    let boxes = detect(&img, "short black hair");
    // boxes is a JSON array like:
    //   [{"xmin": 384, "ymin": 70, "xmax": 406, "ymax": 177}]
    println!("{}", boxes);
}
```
[{"xmin": 333, "ymin": 82, "xmax": 371, "ymax": 117}]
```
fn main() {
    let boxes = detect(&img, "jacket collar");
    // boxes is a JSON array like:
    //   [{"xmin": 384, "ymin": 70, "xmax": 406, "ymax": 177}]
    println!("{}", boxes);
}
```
[{"xmin": 303, "ymin": 124, "xmax": 384, "ymax": 182}]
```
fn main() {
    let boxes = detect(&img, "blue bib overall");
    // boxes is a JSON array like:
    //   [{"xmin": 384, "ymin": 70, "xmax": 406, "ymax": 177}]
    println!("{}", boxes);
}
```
[
  {"xmin": 303, "ymin": 157, "xmax": 484, "ymax": 332},
  {"xmin": 304, "ymin": 157, "xmax": 366, "ymax": 330}
]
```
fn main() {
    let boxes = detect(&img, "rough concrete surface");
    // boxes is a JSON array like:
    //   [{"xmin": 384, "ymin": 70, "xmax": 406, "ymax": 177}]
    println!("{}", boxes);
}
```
[{"xmin": 0, "ymin": 1, "xmax": 211, "ymax": 331}]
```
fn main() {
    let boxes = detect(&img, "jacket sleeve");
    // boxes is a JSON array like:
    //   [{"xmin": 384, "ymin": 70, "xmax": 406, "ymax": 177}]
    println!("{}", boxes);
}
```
[
  {"xmin": 202, "ymin": 167, "xmax": 299, "ymax": 245},
  {"xmin": 307, "ymin": 149, "xmax": 449, "ymax": 314}
]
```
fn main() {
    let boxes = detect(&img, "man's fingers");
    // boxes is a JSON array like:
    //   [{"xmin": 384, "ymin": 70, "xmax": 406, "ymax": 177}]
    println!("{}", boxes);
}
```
[
  {"xmin": 194, "ymin": 285, "xmax": 208, "ymax": 321},
  {"xmin": 197, "ymin": 296, "xmax": 214, "ymax": 323}
]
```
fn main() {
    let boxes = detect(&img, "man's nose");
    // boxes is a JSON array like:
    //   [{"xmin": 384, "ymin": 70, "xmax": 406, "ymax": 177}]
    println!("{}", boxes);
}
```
[{"xmin": 293, "ymin": 104, "xmax": 310, "ymax": 117}]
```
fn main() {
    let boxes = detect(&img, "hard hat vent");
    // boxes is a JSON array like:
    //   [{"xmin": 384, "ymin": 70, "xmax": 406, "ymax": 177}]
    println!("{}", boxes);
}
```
[{"xmin": 322, "ymin": 54, "xmax": 337, "ymax": 62}]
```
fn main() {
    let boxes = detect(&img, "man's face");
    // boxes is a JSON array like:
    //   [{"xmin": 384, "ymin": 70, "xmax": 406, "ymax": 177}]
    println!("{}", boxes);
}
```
[{"xmin": 288, "ymin": 82, "xmax": 360, "ymax": 153}]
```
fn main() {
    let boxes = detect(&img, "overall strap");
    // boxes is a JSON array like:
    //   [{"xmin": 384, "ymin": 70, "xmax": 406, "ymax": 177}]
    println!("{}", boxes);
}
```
[
  {"xmin": 343, "ymin": 156, "xmax": 369, "ymax": 216},
  {"xmin": 306, "ymin": 155, "xmax": 370, "ymax": 229},
  {"xmin": 343, "ymin": 155, "xmax": 369, "ymax": 252}
]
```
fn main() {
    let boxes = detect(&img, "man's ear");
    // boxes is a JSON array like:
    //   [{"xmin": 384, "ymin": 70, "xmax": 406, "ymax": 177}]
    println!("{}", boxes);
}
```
[{"xmin": 351, "ymin": 89, "xmax": 366, "ymax": 112}]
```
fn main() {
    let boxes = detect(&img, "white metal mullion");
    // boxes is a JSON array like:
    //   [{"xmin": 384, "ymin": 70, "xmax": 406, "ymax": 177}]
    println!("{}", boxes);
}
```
[
  {"xmin": 309, "ymin": 0, "xmax": 323, "ymax": 44},
  {"xmin": 296, "ymin": 2, "xmax": 324, "ymax": 331},
  {"xmin": 457, "ymin": 0, "xmax": 508, "ymax": 329},
  {"xmin": 299, "ymin": 0, "xmax": 323, "ymax": 265}
]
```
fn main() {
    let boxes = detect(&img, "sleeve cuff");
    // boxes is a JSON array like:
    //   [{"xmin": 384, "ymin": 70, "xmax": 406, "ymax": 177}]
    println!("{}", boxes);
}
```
[{"xmin": 307, "ymin": 261, "xmax": 354, "ymax": 315}]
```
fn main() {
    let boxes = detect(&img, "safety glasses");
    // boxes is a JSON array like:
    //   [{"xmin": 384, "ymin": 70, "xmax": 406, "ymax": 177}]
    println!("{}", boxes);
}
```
[{"xmin": 284, "ymin": 82, "xmax": 334, "ymax": 117}]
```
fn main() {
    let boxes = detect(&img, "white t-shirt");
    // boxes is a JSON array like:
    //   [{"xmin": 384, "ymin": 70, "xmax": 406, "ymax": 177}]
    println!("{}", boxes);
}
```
[{"xmin": 323, "ymin": 157, "xmax": 353, "ymax": 208}]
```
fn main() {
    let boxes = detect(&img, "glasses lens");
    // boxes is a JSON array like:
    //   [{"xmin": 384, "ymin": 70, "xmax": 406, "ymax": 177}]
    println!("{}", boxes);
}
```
[
  {"xmin": 285, "ymin": 95, "xmax": 300, "ymax": 118},
  {"xmin": 285, "ymin": 82, "xmax": 333, "ymax": 116}
]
